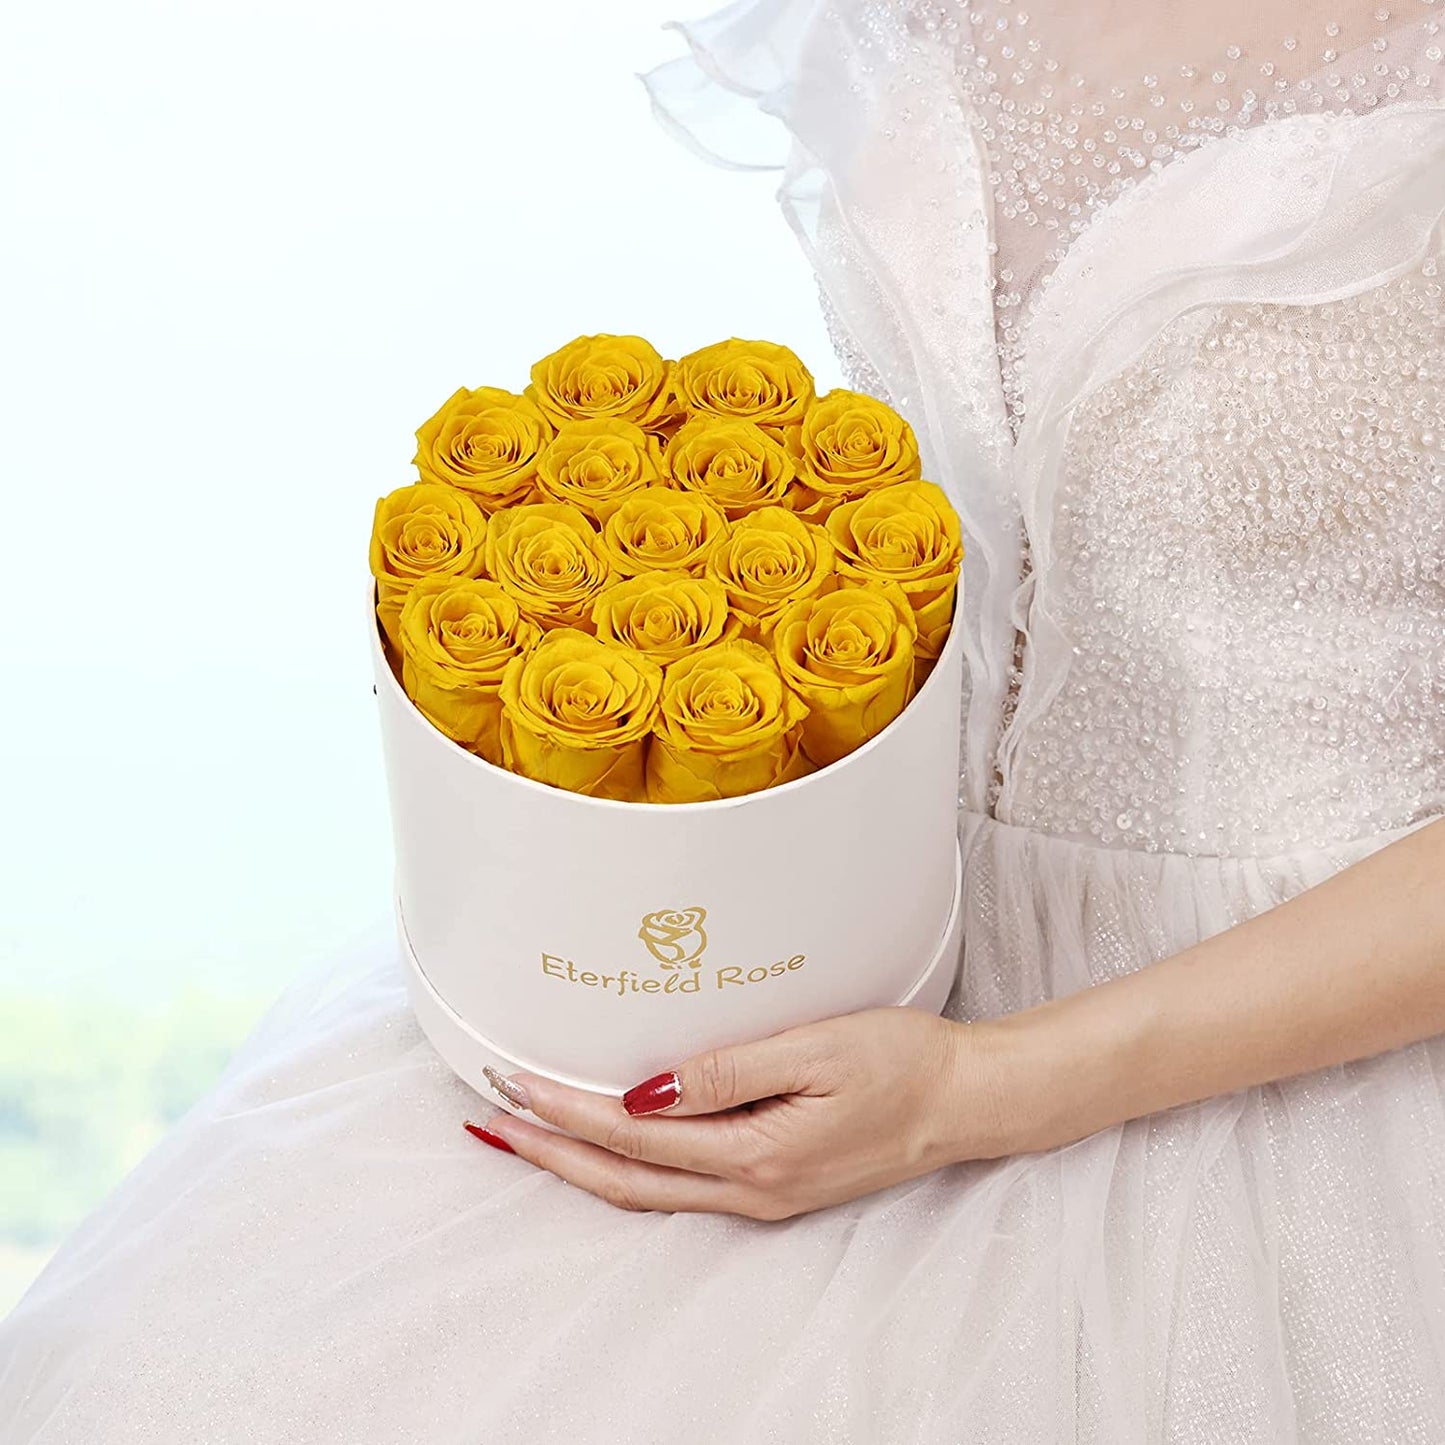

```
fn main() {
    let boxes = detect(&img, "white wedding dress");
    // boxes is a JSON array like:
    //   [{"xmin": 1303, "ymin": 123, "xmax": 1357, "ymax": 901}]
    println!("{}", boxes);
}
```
[{"xmin": 4, "ymin": 3, "xmax": 1444, "ymax": 1440}]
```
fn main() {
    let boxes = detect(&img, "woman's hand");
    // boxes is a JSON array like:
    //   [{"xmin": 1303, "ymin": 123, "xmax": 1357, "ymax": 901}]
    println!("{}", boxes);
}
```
[
  {"xmin": 464, "ymin": 1006, "xmax": 1012, "ymax": 1219},
  {"xmin": 469, "ymin": 818, "xmax": 1445, "ymax": 1217}
]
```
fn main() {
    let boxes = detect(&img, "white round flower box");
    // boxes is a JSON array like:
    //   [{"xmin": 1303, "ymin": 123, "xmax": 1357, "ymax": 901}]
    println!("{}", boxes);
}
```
[{"xmin": 372, "ymin": 589, "xmax": 965, "ymax": 1129}]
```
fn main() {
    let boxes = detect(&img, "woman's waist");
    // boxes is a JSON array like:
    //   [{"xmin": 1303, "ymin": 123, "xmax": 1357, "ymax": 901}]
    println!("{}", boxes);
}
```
[
  {"xmin": 960, "ymin": 807, "xmax": 1438, "ymax": 872},
  {"xmin": 947, "ymin": 810, "xmax": 1439, "ymax": 1015}
]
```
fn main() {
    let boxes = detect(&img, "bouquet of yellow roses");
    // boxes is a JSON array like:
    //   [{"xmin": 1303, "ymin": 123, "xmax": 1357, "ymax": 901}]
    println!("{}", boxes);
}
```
[
  {"xmin": 369, "ymin": 334, "xmax": 967, "ymax": 1114},
  {"xmin": 370, "ymin": 334, "xmax": 963, "ymax": 805}
]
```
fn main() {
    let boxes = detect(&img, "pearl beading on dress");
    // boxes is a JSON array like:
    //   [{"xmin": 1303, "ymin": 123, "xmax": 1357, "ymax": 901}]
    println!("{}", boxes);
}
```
[
  {"xmin": 809, "ymin": 1, "xmax": 1442, "ymax": 848},
  {"xmin": 902, "ymin": 0, "xmax": 1445, "ymax": 431},
  {"xmin": 1002, "ymin": 262, "xmax": 1445, "ymax": 854}
]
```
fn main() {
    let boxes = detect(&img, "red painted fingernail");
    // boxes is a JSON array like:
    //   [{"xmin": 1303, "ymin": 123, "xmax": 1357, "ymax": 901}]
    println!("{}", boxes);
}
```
[
  {"xmin": 622, "ymin": 1070, "xmax": 682, "ymax": 1116},
  {"xmin": 463, "ymin": 1119, "xmax": 516, "ymax": 1154}
]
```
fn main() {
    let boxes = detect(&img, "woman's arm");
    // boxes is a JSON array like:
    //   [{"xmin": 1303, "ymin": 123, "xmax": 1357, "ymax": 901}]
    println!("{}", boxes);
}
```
[
  {"xmin": 467, "ymin": 816, "xmax": 1445, "ymax": 1218},
  {"xmin": 970, "ymin": 815, "xmax": 1445, "ymax": 1160}
]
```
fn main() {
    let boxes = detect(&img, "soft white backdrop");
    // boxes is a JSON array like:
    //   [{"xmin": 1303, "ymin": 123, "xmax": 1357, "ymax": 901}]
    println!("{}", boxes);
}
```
[{"xmin": 0, "ymin": 0, "xmax": 835, "ymax": 1305}]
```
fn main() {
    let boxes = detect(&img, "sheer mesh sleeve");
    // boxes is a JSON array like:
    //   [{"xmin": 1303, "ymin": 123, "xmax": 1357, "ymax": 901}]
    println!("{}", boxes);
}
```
[{"xmin": 642, "ymin": 0, "xmax": 1024, "ymax": 814}]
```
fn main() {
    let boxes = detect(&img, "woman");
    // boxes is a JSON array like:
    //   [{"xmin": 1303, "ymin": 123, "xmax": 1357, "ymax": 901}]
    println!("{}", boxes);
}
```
[{"xmin": 3, "ymin": 1, "xmax": 1443, "ymax": 1439}]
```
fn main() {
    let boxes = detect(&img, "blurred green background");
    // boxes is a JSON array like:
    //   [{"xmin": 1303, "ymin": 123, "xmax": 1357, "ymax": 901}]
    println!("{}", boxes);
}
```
[{"xmin": 0, "ymin": 990, "xmax": 270, "ymax": 1314}]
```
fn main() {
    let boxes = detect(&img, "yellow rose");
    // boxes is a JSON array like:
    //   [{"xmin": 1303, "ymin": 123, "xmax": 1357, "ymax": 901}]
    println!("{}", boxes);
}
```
[
  {"xmin": 772, "ymin": 583, "xmax": 918, "ymax": 768},
  {"xmin": 498, "ymin": 630, "xmax": 662, "ymax": 801},
  {"xmin": 646, "ymin": 642, "xmax": 810, "ymax": 803},
  {"xmin": 705, "ymin": 506, "xmax": 836, "ymax": 637},
  {"xmin": 484, "ymin": 503, "xmax": 614, "ymax": 629},
  {"xmin": 398, "ymin": 578, "xmax": 541, "ymax": 765},
  {"xmin": 796, "ymin": 389, "xmax": 922, "ymax": 498},
  {"xmin": 600, "ymin": 487, "xmax": 729, "ymax": 577},
  {"xmin": 527, "ymin": 334, "xmax": 678, "ymax": 432},
  {"xmin": 674, "ymin": 338, "xmax": 815, "ymax": 429},
  {"xmin": 778, "ymin": 480, "xmax": 836, "ymax": 523},
  {"xmin": 592, "ymin": 571, "xmax": 737, "ymax": 666},
  {"xmin": 370, "ymin": 483, "xmax": 488, "ymax": 651},
  {"xmin": 535, "ymin": 419, "xmax": 664, "ymax": 522},
  {"xmin": 413, "ymin": 386, "xmax": 553, "ymax": 513},
  {"xmin": 664, "ymin": 417, "xmax": 796, "ymax": 518},
  {"xmin": 825, "ymin": 480, "xmax": 963, "ymax": 677}
]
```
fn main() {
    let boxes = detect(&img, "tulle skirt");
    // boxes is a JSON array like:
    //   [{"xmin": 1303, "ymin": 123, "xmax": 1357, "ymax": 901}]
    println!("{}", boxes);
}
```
[{"xmin": 4, "ymin": 813, "xmax": 1445, "ymax": 1443}]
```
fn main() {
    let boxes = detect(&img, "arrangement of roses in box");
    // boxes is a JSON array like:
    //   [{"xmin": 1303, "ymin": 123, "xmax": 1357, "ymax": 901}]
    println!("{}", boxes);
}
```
[{"xmin": 369, "ymin": 334, "xmax": 963, "ymax": 804}]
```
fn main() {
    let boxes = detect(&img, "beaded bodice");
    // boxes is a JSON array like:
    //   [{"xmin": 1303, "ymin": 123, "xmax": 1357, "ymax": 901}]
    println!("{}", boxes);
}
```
[
  {"xmin": 998, "ymin": 264, "xmax": 1445, "ymax": 853},
  {"xmin": 800, "ymin": 3, "xmax": 1445, "ymax": 854}
]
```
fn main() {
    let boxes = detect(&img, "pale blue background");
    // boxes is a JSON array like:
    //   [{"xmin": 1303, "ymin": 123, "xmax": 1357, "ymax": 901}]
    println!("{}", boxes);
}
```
[{"xmin": 0, "ymin": 0, "xmax": 837, "ymax": 1309}]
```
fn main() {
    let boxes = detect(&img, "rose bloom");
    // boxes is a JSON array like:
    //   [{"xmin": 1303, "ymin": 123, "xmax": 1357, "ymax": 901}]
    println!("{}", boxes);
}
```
[
  {"xmin": 536, "ymin": 419, "xmax": 664, "ymax": 523},
  {"xmin": 795, "ymin": 389, "xmax": 922, "ymax": 499},
  {"xmin": 772, "ymin": 582, "xmax": 918, "ymax": 768},
  {"xmin": 646, "ymin": 641, "xmax": 810, "ymax": 804},
  {"xmin": 527, "ymin": 334, "xmax": 678, "ymax": 433},
  {"xmin": 498, "ymin": 629, "xmax": 662, "ymax": 801},
  {"xmin": 412, "ymin": 386, "xmax": 553, "ymax": 513},
  {"xmin": 485, "ymin": 503, "xmax": 615, "ymax": 629},
  {"xmin": 705, "ymin": 506, "xmax": 836, "ymax": 637},
  {"xmin": 592, "ymin": 571, "xmax": 737, "ymax": 666},
  {"xmin": 664, "ymin": 416, "xmax": 796, "ymax": 518},
  {"xmin": 674, "ymin": 338, "xmax": 815, "ymax": 431},
  {"xmin": 398, "ymin": 578, "xmax": 541, "ymax": 765},
  {"xmin": 370, "ymin": 483, "xmax": 488, "ymax": 651},
  {"xmin": 826, "ymin": 479, "xmax": 963, "ymax": 678},
  {"xmin": 600, "ymin": 487, "xmax": 729, "ymax": 577}
]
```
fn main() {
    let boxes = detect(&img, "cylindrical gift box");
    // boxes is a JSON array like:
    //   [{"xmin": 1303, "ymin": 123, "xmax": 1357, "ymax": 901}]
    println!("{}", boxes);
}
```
[{"xmin": 372, "ymin": 590, "xmax": 965, "ymax": 1127}]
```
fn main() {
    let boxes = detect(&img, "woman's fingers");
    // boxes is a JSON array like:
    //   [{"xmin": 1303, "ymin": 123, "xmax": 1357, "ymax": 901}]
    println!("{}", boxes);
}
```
[
  {"xmin": 622, "ymin": 1023, "xmax": 840, "ymax": 1119},
  {"xmin": 467, "ymin": 1110, "xmax": 788, "ymax": 1219},
  {"xmin": 467, "ymin": 1019, "xmax": 847, "ymax": 1189},
  {"xmin": 498, "ymin": 1068, "xmax": 761, "ymax": 1175}
]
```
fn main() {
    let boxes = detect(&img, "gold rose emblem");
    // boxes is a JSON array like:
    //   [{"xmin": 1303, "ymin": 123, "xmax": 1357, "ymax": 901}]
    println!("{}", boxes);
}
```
[{"xmin": 637, "ymin": 908, "xmax": 709, "ymax": 969}]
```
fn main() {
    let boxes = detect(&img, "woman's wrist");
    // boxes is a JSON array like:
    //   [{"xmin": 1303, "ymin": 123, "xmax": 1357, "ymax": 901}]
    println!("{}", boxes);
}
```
[
  {"xmin": 938, "ymin": 973, "xmax": 1166, "ymax": 1163},
  {"xmin": 934, "ymin": 820, "xmax": 1445, "ymax": 1167}
]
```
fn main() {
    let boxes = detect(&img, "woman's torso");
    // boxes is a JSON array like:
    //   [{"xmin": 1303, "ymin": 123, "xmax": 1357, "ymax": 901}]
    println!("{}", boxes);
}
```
[{"xmin": 814, "ymin": 0, "xmax": 1445, "ymax": 854}]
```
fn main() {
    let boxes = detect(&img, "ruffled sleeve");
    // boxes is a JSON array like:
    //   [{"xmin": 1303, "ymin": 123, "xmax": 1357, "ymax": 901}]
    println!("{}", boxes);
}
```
[
  {"xmin": 639, "ymin": 0, "xmax": 1025, "ymax": 815},
  {"xmin": 640, "ymin": 0, "xmax": 822, "ymax": 172},
  {"xmin": 643, "ymin": 0, "xmax": 901, "ymax": 405},
  {"xmin": 638, "ymin": 0, "xmax": 1002, "ymax": 427}
]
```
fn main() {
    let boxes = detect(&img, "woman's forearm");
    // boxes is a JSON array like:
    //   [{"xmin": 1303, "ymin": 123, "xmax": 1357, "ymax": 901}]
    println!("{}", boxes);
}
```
[{"xmin": 966, "ymin": 816, "xmax": 1445, "ymax": 1158}]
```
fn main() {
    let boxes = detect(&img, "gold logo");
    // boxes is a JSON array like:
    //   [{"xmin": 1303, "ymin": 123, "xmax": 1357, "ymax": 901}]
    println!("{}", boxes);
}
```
[{"xmin": 637, "ymin": 908, "xmax": 709, "ymax": 969}]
